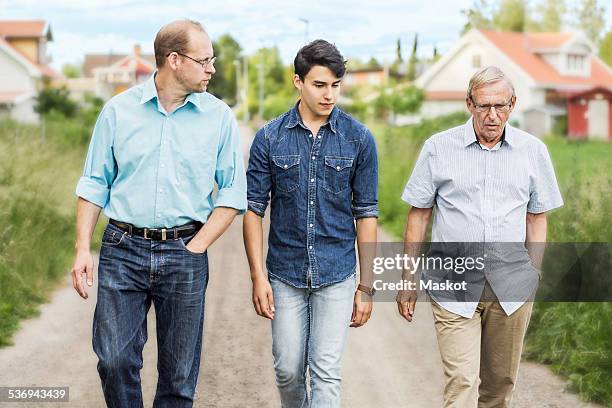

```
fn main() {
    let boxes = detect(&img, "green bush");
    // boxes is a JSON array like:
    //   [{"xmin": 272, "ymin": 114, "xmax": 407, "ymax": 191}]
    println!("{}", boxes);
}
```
[
  {"xmin": 263, "ymin": 92, "xmax": 297, "ymax": 120},
  {"xmin": 525, "ymin": 303, "xmax": 612, "ymax": 406}
]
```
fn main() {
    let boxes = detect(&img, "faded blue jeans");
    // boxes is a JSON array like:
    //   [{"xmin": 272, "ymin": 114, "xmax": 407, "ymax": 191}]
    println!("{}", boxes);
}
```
[
  {"xmin": 270, "ymin": 274, "xmax": 356, "ymax": 408},
  {"xmin": 93, "ymin": 222, "xmax": 209, "ymax": 408}
]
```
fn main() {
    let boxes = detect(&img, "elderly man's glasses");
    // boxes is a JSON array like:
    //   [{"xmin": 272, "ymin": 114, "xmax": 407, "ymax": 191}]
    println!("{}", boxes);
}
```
[
  {"xmin": 167, "ymin": 51, "xmax": 216, "ymax": 69},
  {"xmin": 470, "ymin": 95, "xmax": 514, "ymax": 113}
]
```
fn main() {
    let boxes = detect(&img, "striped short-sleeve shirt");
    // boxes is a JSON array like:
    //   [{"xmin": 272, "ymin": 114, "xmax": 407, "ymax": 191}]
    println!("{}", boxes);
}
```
[{"xmin": 402, "ymin": 117, "xmax": 563, "ymax": 317}]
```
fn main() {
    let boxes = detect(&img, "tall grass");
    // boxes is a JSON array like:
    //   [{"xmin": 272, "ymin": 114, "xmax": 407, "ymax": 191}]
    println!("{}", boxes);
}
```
[
  {"xmin": 372, "ymin": 114, "xmax": 612, "ymax": 405},
  {"xmin": 0, "ymin": 115, "xmax": 96, "ymax": 346}
]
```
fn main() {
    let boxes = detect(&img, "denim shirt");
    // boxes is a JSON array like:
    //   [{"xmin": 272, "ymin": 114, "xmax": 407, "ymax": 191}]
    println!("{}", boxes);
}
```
[{"xmin": 247, "ymin": 103, "xmax": 378, "ymax": 288}]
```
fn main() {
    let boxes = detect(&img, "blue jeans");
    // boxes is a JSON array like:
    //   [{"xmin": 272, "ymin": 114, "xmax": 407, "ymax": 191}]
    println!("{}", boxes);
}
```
[
  {"xmin": 270, "ymin": 275, "xmax": 356, "ymax": 408},
  {"xmin": 93, "ymin": 223, "xmax": 209, "ymax": 408}
]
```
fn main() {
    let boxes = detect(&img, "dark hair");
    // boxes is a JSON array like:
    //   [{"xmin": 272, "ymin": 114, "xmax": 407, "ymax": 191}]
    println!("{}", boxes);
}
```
[
  {"xmin": 154, "ymin": 19, "xmax": 204, "ymax": 68},
  {"xmin": 294, "ymin": 39, "xmax": 346, "ymax": 80}
]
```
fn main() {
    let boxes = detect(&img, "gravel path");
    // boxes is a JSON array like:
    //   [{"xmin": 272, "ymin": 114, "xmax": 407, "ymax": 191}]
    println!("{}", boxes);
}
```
[{"xmin": 0, "ymin": 125, "xmax": 603, "ymax": 408}]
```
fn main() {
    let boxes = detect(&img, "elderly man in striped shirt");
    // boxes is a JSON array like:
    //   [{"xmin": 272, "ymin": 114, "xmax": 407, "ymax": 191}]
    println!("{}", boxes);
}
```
[{"xmin": 398, "ymin": 66, "xmax": 563, "ymax": 407}]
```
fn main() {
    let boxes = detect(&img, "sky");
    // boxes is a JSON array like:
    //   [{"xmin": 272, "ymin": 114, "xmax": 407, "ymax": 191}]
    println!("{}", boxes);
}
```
[{"xmin": 1, "ymin": 0, "xmax": 610, "ymax": 71}]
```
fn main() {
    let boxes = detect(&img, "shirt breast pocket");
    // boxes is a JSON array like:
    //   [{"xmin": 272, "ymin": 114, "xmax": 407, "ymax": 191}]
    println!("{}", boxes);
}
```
[
  {"xmin": 323, "ymin": 156, "xmax": 353, "ymax": 194},
  {"xmin": 272, "ymin": 155, "xmax": 300, "ymax": 193}
]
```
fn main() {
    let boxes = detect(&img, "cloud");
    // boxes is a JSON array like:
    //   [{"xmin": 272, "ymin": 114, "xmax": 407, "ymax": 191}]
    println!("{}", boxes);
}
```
[{"xmin": 13, "ymin": 0, "xmax": 606, "ymax": 70}]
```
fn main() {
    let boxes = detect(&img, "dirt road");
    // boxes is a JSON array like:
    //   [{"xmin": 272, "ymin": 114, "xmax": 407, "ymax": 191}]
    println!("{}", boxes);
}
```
[{"xmin": 0, "ymin": 125, "xmax": 601, "ymax": 408}]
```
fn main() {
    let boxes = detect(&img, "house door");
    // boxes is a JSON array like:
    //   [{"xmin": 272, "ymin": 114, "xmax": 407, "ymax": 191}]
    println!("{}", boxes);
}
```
[{"xmin": 587, "ymin": 99, "xmax": 609, "ymax": 140}]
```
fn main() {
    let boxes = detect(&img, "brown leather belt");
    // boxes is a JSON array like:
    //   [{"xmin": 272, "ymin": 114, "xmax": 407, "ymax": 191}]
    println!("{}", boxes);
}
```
[{"xmin": 109, "ymin": 219, "xmax": 202, "ymax": 241}]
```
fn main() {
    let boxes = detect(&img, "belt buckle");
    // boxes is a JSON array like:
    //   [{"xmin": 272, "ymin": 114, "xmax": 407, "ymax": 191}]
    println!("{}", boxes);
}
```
[
  {"xmin": 161, "ymin": 229, "xmax": 167, "ymax": 241},
  {"xmin": 143, "ymin": 228, "xmax": 150, "ymax": 240}
]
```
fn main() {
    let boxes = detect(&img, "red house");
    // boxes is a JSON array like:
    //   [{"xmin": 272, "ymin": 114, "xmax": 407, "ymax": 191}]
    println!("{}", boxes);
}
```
[{"xmin": 567, "ymin": 87, "xmax": 612, "ymax": 140}]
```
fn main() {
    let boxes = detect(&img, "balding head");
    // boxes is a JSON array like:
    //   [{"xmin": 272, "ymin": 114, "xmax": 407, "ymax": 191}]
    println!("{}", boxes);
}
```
[{"xmin": 154, "ymin": 19, "xmax": 208, "ymax": 69}]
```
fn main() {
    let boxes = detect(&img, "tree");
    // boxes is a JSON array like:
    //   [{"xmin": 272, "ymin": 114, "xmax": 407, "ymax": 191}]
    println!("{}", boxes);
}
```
[
  {"xmin": 492, "ymin": 0, "xmax": 527, "ymax": 32},
  {"xmin": 395, "ymin": 38, "xmax": 403, "ymax": 63},
  {"xmin": 366, "ymin": 57, "xmax": 381, "ymax": 68},
  {"xmin": 375, "ymin": 85, "xmax": 424, "ymax": 123},
  {"xmin": 207, "ymin": 34, "xmax": 242, "ymax": 105},
  {"xmin": 599, "ymin": 30, "xmax": 612, "ymax": 67},
  {"xmin": 461, "ymin": 0, "xmax": 493, "ymax": 34},
  {"xmin": 61, "ymin": 63, "xmax": 82, "ymax": 79},
  {"xmin": 576, "ymin": 0, "xmax": 605, "ymax": 44},
  {"xmin": 534, "ymin": 0, "xmax": 566, "ymax": 32},
  {"xmin": 34, "ymin": 87, "xmax": 77, "ymax": 117},
  {"xmin": 247, "ymin": 46, "xmax": 294, "ymax": 117},
  {"xmin": 407, "ymin": 33, "xmax": 418, "ymax": 81}
]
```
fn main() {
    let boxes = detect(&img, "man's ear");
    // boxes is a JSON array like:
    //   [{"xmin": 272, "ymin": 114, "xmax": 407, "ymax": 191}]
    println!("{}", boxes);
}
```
[{"xmin": 293, "ymin": 74, "xmax": 303, "ymax": 93}]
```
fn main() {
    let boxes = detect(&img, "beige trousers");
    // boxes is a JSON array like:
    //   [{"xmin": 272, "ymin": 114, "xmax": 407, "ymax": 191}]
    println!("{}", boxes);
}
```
[{"xmin": 431, "ymin": 282, "xmax": 533, "ymax": 408}]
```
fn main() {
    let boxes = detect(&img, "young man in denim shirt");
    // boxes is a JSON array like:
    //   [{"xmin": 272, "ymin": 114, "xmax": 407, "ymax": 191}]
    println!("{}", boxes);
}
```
[{"xmin": 244, "ymin": 40, "xmax": 378, "ymax": 407}]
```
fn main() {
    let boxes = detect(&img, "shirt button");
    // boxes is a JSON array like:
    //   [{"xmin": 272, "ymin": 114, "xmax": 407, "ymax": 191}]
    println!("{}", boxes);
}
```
[
  {"xmin": 309, "ymin": 246, "xmax": 313, "ymax": 249},
  {"xmin": 310, "ymin": 178, "xmax": 314, "ymax": 182},
  {"xmin": 317, "ymin": 135, "xmax": 321, "ymax": 139},
  {"xmin": 160, "ymin": 164, "xmax": 165, "ymax": 168},
  {"xmin": 159, "ymin": 189, "xmax": 163, "ymax": 193},
  {"xmin": 312, "ymin": 156, "xmax": 315, "ymax": 160},
  {"xmin": 310, "ymin": 201, "xmax": 314, "ymax": 205},
  {"xmin": 310, "ymin": 223, "xmax": 313, "ymax": 227},
  {"xmin": 336, "ymin": 166, "xmax": 340, "ymax": 170},
  {"xmin": 284, "ymin": 165, "xmax": 288, "ymax": 169},
  {"xmin": 309, "ymin": 134, "xmax": 313, "ymax": 138}
]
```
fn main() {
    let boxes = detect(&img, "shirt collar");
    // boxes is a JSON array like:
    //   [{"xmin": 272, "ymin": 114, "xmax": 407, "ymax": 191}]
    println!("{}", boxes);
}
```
[
  {"xmin": 285, "ymin": 100, "xmax": 339, "ymax": 134},
  {"xmin": 139, "ymin": 73, "xmax": 204, "ymax": 113},
  {"xmin": 464, "ymin": 116, "xmax": 514, "ymax": 148}
]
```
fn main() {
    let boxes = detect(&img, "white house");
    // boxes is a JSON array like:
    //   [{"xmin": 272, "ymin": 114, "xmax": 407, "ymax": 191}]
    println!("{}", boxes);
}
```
[
  {"xmin": 415, "ymin": 29, "xmax": 612, "ymax": 137},
  {"xmin": 77, "ymin": 45, "xmax": 155, "ymax": 100},
  {"xmin": 0, "ymin": 20, "xmax": 58, "ymax": 123}
]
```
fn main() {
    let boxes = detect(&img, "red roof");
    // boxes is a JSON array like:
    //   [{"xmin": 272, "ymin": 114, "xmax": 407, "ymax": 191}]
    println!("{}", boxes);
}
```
[
  {"xmin": 480, "ymin": 30, "xmax": 612, "ymax": 89},
  {"xmin": 0, "ymin": 91, "xmax": 29, "ymax": 104},
  {"xmin": 426, "ymin": 91, "xmax": 466, "ymax": 100},
  {"xmin": 0, "ymin": 20, "xmax": 48, "ymax": 38}
]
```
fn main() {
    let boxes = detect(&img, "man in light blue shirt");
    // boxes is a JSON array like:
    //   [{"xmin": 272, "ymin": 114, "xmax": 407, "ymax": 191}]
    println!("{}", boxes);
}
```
[{"xmin": 70, "ymin": 19, "xmax": 246, "ymax": 407}]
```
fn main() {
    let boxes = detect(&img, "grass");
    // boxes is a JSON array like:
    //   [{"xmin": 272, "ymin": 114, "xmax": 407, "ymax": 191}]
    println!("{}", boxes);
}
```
[
  {"xmin": 371, "ymin": 113, "xmax": 612, "ymax": 406},
  {"xmin": 0, "ymin": 116, "xmax": 102, "ymax": 347}
]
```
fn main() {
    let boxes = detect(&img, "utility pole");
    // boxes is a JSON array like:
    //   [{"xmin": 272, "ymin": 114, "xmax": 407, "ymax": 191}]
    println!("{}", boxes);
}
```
[
  {"xmin": 243, "ymin": 55, "xmax": 249, "ymax": 124},
  {"xmin": 299, "ymin": 18, "xmax": 309, "ymax": 44},
  {"xmin": 233, "ymin": 59, "xmax": 241, "ymax": 116},
  {"xmin": 258, "ymin": 56, "xmax": 265, "ymax": 119}
]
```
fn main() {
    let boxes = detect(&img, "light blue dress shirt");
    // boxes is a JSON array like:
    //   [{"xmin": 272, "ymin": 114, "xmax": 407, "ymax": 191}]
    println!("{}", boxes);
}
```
[{"xmin": 76, "ymin": 74, "xmax": 247, "ymax": 228}]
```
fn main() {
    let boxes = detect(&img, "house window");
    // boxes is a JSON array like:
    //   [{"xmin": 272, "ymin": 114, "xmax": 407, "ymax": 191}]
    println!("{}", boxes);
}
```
[
  {"xmin": 472, "ymin": 55, "xmax": 481, "ymax": 68},
  {"xmin": 567, "ymin": 54, "xmax": 585, "ymax": 72}
]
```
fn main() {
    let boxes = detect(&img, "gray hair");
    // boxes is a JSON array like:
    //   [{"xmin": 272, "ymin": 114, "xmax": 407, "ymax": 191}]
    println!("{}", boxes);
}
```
[{"xmin": 467, "ymin": 66, "xmax": 515, "ymax": 99}]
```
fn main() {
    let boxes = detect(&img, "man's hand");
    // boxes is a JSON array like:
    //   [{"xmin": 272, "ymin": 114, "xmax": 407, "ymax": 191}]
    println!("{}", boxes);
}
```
[
  {"xmin": 350, "ymin": 290, "xmax": 373, "ymax": 328},
  {"xmin": 396, "ymin": 289, "xmax": 417, "ymax": 322},
  {"xmin": 252, "ymin": 277, "xmax": 275, "ymax": 319},
  {"xmin": 71, "ymin": 249, "xmax": 94, "ymax": 299},
  {"xmin": 185, "ymin": 240, "xmax": 207, "ymax": 254}
]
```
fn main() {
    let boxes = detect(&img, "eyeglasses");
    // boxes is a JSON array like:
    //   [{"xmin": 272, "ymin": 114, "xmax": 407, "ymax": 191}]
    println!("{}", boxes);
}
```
[
  {"xmin": 469, "ymin": 95, "xmax": 514, "ymax": 114},
  {"xmin": 167, "ymin": 51, "xmax": 216, "ymax": 69}
]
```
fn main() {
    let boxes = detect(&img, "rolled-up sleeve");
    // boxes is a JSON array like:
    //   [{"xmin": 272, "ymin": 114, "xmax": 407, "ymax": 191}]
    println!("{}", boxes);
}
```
[
  {"xmin": 351, "ymin": 127, "xmax": 379, "ymax": 219},
  {"xmin": 75, "ymin": 107, "xmax": 116, "ymax": 208},
  {"xmin": 246, "ymin": 128, "xmax": 272, "ymax": 217},
  {"xmin": 401, "ymin": 139, "xmax": 437, "ymax": 208},
  {"xmin": 527, "ymin": 142, "xmax": 563, "ymax": 213},
  {"xmin": 214, "ymin": 109, "xmax": 247, "ymax": 214}
]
